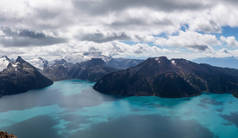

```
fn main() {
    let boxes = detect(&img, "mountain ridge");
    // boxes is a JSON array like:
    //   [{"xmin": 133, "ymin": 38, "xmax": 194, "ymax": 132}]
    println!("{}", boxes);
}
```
[
  {"xmin": 36, "ymin": 57, "xmax": 143, "ymax": 81},
  {"xmin": 94, "ymin": 56, "xmax": 238, "ymax": 98},
  {"xmin": 0, "ymin": 56, "xmax": 53, "ymax": 97}
]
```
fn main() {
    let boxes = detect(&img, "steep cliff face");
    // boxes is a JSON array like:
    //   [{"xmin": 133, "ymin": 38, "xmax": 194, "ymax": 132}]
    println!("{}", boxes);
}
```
[
  {"xmin": 0, "ymin": 56, "xmax": 53, "ymax": 97},
  {"xmin": 94, "ymin": 57, "xmax": 238, "ymax": 98}
]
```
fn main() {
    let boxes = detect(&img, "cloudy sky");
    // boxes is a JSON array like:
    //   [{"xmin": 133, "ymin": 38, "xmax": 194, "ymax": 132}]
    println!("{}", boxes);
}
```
[{"xmin": 0, "ymin": 0, "xmax": 238, "ymax": 61}]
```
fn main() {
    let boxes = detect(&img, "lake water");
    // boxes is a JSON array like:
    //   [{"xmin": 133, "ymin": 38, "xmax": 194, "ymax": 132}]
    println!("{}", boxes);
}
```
[{"xmin": 0, "ymin": 80, "xmax": 238, "ymax": 138}]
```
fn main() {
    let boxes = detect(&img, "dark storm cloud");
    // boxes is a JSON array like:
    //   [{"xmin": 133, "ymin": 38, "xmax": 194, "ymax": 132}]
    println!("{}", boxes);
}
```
[
  {"xmin": 34, "ymin": 8, "xmax": 60, "ymax": 20},
  {"xmin": 31, "ymin": 6, "xmax": 76, "ymax": 30},
  {"xmin": 0, "ymin": 12, "xmax": 23, "ymax": 26},
  {"xmin": 223, "ymin": 49, "xmax": 230, "ymax": 54},
  {"xmin": 196, "ymin": 21, "xmax": 221, "ymax": 33},
  {"xmin": 73, "ymin": 0, "xmax": 210, "ymax": 15},
  {"xmin": 83, "ymin": 47, "xmax": 103, "ymax": 56},
  {"xmin": 0, "ymin": 28, "xmax": 66, "ymax": 47},
  {"xmin": 79, "ymin": 32, "xmax": 131, "ymax": 43},
  {"xmin": 188, "ymin": 45, "xmax": 209, "ymax": 51},
  {"xmin": 109, "ymin": 18, "xmax": 173, "ymax": 28},
  {"xmin": 219, "ymin": 0, "xmax": 238, "ymax": 5}
]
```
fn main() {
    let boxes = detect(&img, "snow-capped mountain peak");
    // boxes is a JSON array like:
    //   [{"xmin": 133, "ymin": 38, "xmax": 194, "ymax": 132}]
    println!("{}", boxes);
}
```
[
  {"xmin": 0, "ymin": 56, "xmax": 11, "ymax": 72},
  {"xmin": 27, "ymin": 57, "xmax": 49, "ymax": 70}
]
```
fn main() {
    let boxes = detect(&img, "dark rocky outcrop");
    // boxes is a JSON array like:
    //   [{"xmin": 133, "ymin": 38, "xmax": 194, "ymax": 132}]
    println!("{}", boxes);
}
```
[
  {"xmin": 0, "ymin": 131, "xmax": 17, "ymax": 138},
  {"xmin": 94, "ymin": 57, "xmax": 238, "ymax": 98},
  {"xmin": 233, "ymin": 92, "xmax": 238, "ymax": 98},
  {"xmin": 0, "ymin": 56, "xmax": 53, "ymax": 97}
]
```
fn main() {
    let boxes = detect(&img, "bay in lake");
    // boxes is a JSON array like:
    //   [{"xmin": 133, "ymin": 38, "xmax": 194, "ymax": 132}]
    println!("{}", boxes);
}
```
[{"xmin": 0, "ymin": 80, "xmax": 238, "ymax": 138}]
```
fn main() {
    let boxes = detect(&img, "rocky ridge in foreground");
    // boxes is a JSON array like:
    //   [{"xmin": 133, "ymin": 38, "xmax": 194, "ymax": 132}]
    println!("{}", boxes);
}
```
[{"xmin": 0, "ymin": 131, "xmax": 17, "ymax": 138}]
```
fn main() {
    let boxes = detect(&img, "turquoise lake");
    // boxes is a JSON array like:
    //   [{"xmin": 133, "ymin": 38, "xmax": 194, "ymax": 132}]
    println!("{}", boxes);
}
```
[{"xmin": 1, "ymin": 80, "xmax": 238, "ymax": 138}]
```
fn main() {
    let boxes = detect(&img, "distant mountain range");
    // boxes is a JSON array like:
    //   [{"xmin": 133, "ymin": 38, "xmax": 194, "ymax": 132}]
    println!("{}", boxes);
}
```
[
  {"xmin": 2, "ymin": 55, "xmax": 238, "ymax": 98},
  {"xmin": 30, "ymin": 57, "xmax": 143, "ymax": 81},
  {"xmin": 193, "ymin": 57, "xmax": 238, "ymax": 69},
  {"xmin": 42, "ymin": 58, "xmax": 117, "ymax": 81},
  {"xmin": 94, "ymin": 56, "xmax": 238, "ymax": 98},
  {"xmin": 0, "ymin": 56, "xmax": 53, "ymax": 97},
  {"xmin": 106, "ymin": 58, "xmax": 144, "ymax": 70},
  {"xmin": 0, "ymin": 56, "xmax": 143, "ymax": 96}
]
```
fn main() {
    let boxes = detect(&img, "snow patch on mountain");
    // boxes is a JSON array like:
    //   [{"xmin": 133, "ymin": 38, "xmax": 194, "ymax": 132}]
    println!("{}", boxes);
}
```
[
  {"xmin": 27, "ymin": 57, "xmax": 49, "ymax": 70},
  {"xmin": 0, "ymin": 56, "xmax": 11, "ymax": 72},
  {"xmin": 154, "ymin": 57, "xmax": 161, "ymax": 63},
  {"xmin": 171, "ymin": 60, "xmax": 176, "ymax": 65}
]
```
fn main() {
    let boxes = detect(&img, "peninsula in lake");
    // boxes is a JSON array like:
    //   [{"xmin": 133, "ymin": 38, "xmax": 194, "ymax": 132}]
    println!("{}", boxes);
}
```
[
  {"xmin": 0, "ymin": 56, "xmax": 53, "ymax": 97},
  {"xmin": 94, "ymin": 57, "xmax": 238, "ymax": 98}
]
